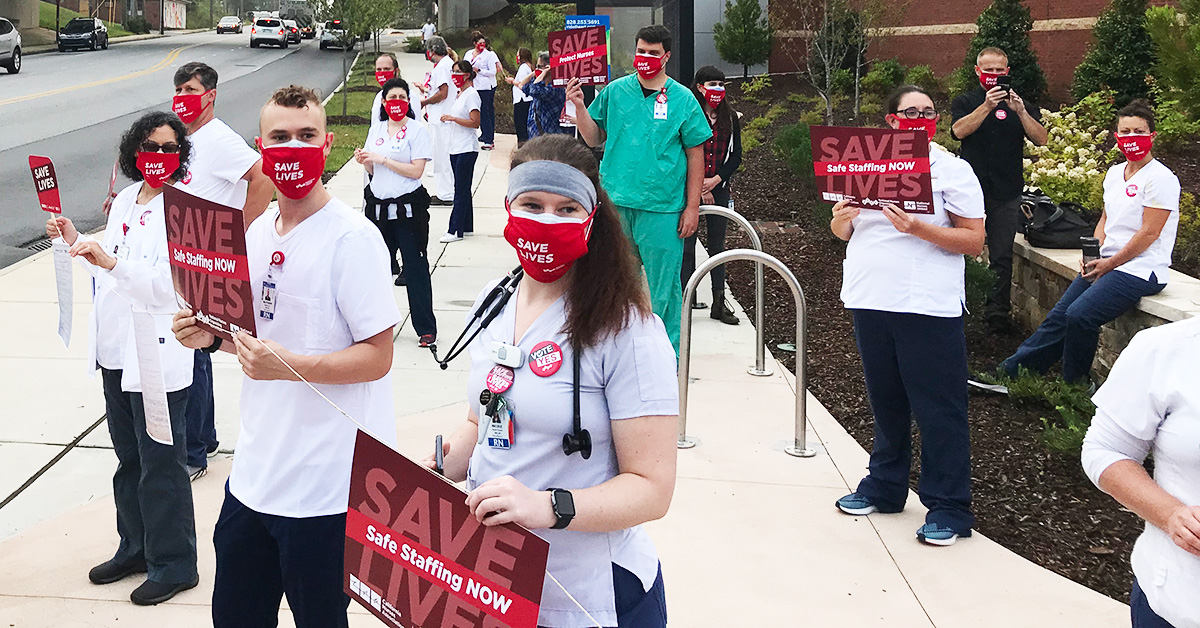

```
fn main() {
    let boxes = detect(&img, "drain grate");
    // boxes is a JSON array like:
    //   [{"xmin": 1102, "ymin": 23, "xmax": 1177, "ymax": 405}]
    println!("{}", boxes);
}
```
[{"xmin": 24, "ymin": 238, "xmax": 53, "ymax": 252}]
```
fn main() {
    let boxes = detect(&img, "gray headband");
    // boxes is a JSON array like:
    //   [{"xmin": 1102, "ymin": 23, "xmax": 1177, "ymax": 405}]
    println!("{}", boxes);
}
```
[{"xmin": 507, "ymin": 160, "xmax": 598, "ymax": 211}]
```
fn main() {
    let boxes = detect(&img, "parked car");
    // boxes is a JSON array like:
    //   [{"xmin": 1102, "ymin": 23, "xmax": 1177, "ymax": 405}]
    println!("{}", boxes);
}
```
[
  {"xmin": 216, "ymin": 16, "xmax": 242, "ymax": 34},
  {"xmin": 282, "ymin": 19, "xmax": 301, "ymax": 44},
  {"xmin": 299, "ymin": 23, "xmax": 315, "ymax": 39},
  {"xmin": 319, "ymin": 19, "xmax": 355, "ymax": 50},
  {"xmin": 250, "ymin": 18, "xmax": 288, "ymax": 49},
  {"xmin": 58, "ymin": 17, "xmax": 108, "ymax": 52},
  {"xmin": 0, "ymin": 17, "xmax": 21, "ymax": 74}
]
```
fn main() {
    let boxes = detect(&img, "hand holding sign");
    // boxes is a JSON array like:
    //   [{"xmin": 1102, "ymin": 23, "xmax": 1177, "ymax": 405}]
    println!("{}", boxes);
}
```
[
  {"xmin": 810, "ymin": 126, "xmax": 934, "ymax": 214},
  {"xmin": 172, "ymin": 308, "xmax": 216, "ymax": 350},
  {"xmin": 548, "ymin": 26, "xmax": 608, "ymax": 87}
]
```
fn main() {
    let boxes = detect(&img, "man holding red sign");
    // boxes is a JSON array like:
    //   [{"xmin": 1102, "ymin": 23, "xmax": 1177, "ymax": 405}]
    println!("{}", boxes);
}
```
[
  {"xmin": 548, "ymin": 25, "xmax": 607, "ymax": 87},
  {"xmin": 172, "ymin": 85, "xmax": 400, "ymax": 628}
]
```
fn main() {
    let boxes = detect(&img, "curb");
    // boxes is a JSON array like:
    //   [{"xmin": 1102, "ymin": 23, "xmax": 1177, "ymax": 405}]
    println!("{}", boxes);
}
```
[{"xmin": 23, "ymin": 28, "xmax": 211, "ymax": 56}]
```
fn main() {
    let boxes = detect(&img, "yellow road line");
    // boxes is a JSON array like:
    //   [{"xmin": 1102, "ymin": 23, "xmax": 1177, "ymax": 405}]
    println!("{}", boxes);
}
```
[{"xmin": 0, "ymin": 43, "xmax": 201, "ymax": 108}]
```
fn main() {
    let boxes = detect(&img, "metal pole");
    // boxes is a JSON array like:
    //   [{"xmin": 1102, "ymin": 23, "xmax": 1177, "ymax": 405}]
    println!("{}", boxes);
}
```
[
  {"xmin": 159, "ymin": 0, "xmax": 164, "ymax": 34},
  {"xmin": 677, "ymin": 249, "xmax": 815, "ymax": 458},
  {"xmin": 698, "ymin": 204, "xmax": 770, "ymax": 377}
]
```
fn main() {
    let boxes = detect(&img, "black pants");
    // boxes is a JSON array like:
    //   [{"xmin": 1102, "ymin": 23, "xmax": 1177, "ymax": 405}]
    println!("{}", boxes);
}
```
[
  {"xmin": 681, "ymin": 186, "xmax": 730, "ymax": 302},
  {"xmin": 514, "ymin": 101, "xmax": 531, "ymax": 146},
  {"xmin": 366, "ymin": 188, "xmax": 402, "ymax": 275},
  {"xmin": 984, "ymin": 195, "xmax": 1023, "ymax": 320},
  {"xmin": 212, "ymin": 485, "xmax": 350, "ymax": 628},
  {"xmin": 101, "ymin": 368, "xmax": 197, "ymax": 585},
  {"xmin": 184, "ymin": 349, "xmax": 217, "ymax": 468},
  {"xmin": 388, "ymin": 204, "xmax": 437, "ymax": 337},
  {"xmin": 448, "ymin": 152, "xmax": 477, "ymax": 236},
  {"xmin": 478, "ymin": 88, "xmax": 495, "ymax": 144},
  {"xmin": 850, "ymin": 309, "xmax": 974, "ymax": 535}
]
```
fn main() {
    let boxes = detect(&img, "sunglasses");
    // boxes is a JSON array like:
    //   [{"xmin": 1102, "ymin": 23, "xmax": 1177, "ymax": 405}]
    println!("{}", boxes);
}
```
[
  {"xmin": 893, "ymin": 107, "xmax": 938, "ymax": 120},
  {"xmin": 140, "ymin": 141, "xmax": 181, "ymax": 154}
]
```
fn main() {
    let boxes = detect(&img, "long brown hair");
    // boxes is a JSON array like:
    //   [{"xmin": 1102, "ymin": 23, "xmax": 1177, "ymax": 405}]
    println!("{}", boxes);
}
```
[{"xmin": 510, "ymin": 135, "xmax": 651, "ymax": 349}]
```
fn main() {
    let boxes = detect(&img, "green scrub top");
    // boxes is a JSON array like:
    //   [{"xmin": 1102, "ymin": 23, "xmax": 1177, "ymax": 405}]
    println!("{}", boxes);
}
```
[{"xmin": 588, "ymin": 74, "xmax": 713, "ymax": 213}]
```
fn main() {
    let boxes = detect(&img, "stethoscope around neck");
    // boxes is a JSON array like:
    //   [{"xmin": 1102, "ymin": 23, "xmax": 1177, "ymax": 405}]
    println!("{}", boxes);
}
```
[{"xmin": 430, "ymin": 265, "xmax": 591, "ymax": 459}]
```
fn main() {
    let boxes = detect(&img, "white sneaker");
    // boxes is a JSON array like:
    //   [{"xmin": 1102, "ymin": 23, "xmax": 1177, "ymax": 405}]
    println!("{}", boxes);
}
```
[{"xmin": 439, "ymin": 233, "xmax": 463, "ymax": 243}]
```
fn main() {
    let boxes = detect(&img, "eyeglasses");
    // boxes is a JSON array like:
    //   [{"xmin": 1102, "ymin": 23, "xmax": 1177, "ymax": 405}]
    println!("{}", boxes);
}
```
[
  {"xmin": 140, "ymin": 141, "xmax": 181, "ymax": 154},
  {"xmin": 893, "ymin": 107, "xmax": 938, "ymax": 120},
  {"xmin": 704, "ymin": 81, "xmax": 726, "ymax": 88}
]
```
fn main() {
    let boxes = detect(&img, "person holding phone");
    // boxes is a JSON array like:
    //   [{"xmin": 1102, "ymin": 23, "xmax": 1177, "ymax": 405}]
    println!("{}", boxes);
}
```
[
  {"xmin": 524, "ymin": 51, "xmax": 569, "ymax": 139},
  {"xmin": 951, "ymin": 46, "xmax": 1048, "ymax": 332},
  {"xmin": 506, "ymin": 47, "xmax": 535, "ymax": 147},
  {"xmin": 832, "ymin": 85, "xmax": 986, "ymax": 547}
]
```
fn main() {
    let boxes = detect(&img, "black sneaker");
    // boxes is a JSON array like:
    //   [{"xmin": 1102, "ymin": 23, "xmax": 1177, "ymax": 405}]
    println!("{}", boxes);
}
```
[
  {"xmin": 394, "ymin": 273, "xmax": 407, "ymax": 287},
  {"xmin": 429, "ymin": 197, "xmax": 453, "ymax": 206},
  {"xmin": 130, "ymin": 576, "xmax": 199, "ymax": 605},
  {"xmin": 88, "ymin": 558, "xmax": 147, "ymax": 584}
]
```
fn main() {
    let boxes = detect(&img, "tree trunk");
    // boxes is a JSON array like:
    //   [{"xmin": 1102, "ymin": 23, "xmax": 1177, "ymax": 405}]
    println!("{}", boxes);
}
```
[
  {"xmin": 853, "ymin": 59, "xmax": 861, "ymax": 119},
  {"xmin": 341, "ymin": 48, "xmax": 349, "ymax": 117},
  {"xmin": 743, "ymin": 64, "xmax": 749, "ymax": 78}
]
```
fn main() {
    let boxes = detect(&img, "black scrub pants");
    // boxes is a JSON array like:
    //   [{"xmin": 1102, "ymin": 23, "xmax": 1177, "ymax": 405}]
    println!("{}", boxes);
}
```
[
  {"xmin": 984, "ymin": 195, "xmax": 1023, "ymax": 322},
  {"xmin": 850, "ymin": 309, "xmax": 975, "ymax": 536},
  {"xmin": 680, "ymin": 186, "xmax": 731, "ymax": 303},
  {"xmin": 212, "ymin": 485, "xmax": 350, "ymax": 628},
  {"xmin": 388, "ymin": 203, "xmax": 437, "ymax": 337},
  {"xmin": 365, "ymin": 186, "xmax": 402, "ymax": 275},
  {"xmin": 101, "ymin": 368, "xmax": 198, "ymax": 585}
]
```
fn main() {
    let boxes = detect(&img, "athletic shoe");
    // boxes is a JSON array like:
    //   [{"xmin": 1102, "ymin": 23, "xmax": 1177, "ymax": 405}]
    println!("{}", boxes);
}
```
[
  {"xmin": 967, "ymin": 369, "xmax": 1009, "ymax": 395},
  {"xmin": 481, "ymin": 143, "xmax": 495, "ymax": 150},
  {"xmin": 394, "ymin": 273, "xmax": 407, "ymax": 287},
  {"xmin": 88, "ymin": 558, "xmax": 147, "ymax": 585},
  {"xmin": 690, "ymin": 300, "xmax": 708, "ymax": 310},
  {"xmin": 418, "ymin": 334, "xmax": 436, "ymax": 348},
  {"xmin": 916, "ymin": 522, "xmax": 960, "ymax": 546},
  {"xmin": 130, "ymin": 576, "xmax": 199, "ymax": 605},
  {"xmin": 439, "ymin": 233, "xmax": 463, "ymax": 243},
  {"xmin": 187, "ymin": 465, "xmax": 207, "ymax": 482},
  {"xmin": 206, "ymin": 442, "xmax": 219, "ymax": 458},
  {"xmin": 835, "ymin": 492, "xmax": 878, "ymax": 516},
  {"xmin": 429, "ymin": 197, "xmax": 453, "ymax": 206}
]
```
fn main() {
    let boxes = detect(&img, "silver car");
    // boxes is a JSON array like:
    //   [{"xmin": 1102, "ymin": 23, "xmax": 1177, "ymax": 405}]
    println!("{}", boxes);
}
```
[
  {"xmin": 0, "ymin": 17, "xmax": 20, "ymax": 74},
  {"xmin": 250, "ymin": 18, "xmax": 288, "ymax": 49}
]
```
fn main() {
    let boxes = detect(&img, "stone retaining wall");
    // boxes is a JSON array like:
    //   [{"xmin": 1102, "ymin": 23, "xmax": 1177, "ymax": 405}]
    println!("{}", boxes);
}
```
[{"xmin": 1011, "ymin": 235, "xmax": 1200, "ymax": 381}]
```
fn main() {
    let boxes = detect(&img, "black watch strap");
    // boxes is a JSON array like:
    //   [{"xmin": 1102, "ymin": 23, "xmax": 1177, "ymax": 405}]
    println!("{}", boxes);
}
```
[
  {"xmin": 549, "ymin": 488, "xmax": 575, "ymax": 530},
  {"xmin": 201, "ymin": 336, "xmax": 223, "ymax": 354}
]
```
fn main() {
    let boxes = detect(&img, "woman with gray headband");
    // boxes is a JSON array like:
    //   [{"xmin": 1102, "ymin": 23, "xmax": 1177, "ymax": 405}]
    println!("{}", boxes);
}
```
[{"xmin": 426, "ymin": 135, "xmax": 678, "ymax": 627}]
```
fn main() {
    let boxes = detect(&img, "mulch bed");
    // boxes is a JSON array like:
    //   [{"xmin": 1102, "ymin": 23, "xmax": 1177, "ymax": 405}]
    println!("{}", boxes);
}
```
[
  {"xmin": 720, "ymin": 74, "xmax": 1142, "ymax": 603},
  {"xmin": 328, "ymin": 115, "xmax": 372, "ymax": 126}
]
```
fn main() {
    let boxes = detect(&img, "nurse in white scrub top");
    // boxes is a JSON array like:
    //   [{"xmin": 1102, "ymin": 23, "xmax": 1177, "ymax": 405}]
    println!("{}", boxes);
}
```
[{"xmin": 429, "ymin": 135, "xmax": 679, "ymax": 628}]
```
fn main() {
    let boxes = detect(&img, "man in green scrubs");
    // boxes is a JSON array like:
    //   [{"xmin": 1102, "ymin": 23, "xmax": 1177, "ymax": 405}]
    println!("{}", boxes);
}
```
[{"xmin": 568, "ymin": 25, "xmax": 712, "ymax": 354}]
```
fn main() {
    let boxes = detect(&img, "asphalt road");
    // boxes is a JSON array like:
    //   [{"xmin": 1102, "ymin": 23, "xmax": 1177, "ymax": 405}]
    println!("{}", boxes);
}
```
[{"xmin": 0, "ymin": 30, "xmax": 354, "ymax": 268}]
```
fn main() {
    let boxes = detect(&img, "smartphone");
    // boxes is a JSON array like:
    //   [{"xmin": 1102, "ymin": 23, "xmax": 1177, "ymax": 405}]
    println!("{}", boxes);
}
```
[
  {"xmin": 996, "ymin": 75, "xmax": 1012, "ymax": 97},
  {"xmin": 434, "ymin": 435, "xmax": 445, "ymax": 476}
]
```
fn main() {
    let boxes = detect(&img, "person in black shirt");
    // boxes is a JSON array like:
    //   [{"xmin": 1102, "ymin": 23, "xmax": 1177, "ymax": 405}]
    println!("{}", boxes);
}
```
[{"xmin": 951, "ymin": 47, "xmax": 1047, "ymax": 331}]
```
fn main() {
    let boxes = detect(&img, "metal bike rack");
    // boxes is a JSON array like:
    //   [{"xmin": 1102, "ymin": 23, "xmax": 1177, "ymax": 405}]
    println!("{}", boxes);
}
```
[
  {"xmin": 697, "ymin": 205, "xmax": 771, "ymax": 377},
  {"xmin": 677, "ymin": 249, "xmax": 816, "ymax": 458}
]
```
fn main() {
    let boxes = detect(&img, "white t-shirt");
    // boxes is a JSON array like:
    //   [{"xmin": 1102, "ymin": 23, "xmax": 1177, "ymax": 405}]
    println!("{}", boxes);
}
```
[
  {"xmin": 183, "ymin": 118, "xmax": 260, "ymax": 209},
  {"xmin": 421, "ymin": 23, "xmax": 435, "ymax": 41},
  {"xmin": 85, "ymin": 182, "xmax": 195, "ymax": 393},
  {"xmin": 840, "ymin": 145, "xmax": 986, "ymax": 317},
  {"xmin": 1082, "ymin": 317, "xmax": 1200, "ymax": 628},
  {"xmin": 1101, "ymin": 159, "xmax": 1180, "ymax": 283},
  {"xmin": 425, "ymin": 56, "xmax": 457, "ymax": 119},
  {"xmin": 445, "ymin": 86, "xmax": 481, "ymax": 155},
  {"xmin": 512, "ymin": 63, "xmax": 534, "ymax": 104},
  {"xmin": 465, "ymin": 48, "xmax": 500, "ymax": 91},
  {"xmin": 465, "ymin": 281, "xmax": 678, "ymax": 628},
  {"xmin": 363, "ymin": 119, "xmax": 433, "ymax": 213},
  {"xmin": 229, "ymin": 197, "xmax": 401, "ymax": 518}
]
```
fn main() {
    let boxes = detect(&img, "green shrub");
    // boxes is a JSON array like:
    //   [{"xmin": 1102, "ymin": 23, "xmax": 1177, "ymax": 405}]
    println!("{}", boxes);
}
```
[
  {"xmin": 713, "ymin": 0, "xmax": 773, "ymax": 78},
  {"xmin": 959, "ymin": 0, "xmax": 1048, "ymax": 101},
  {"xmin": 933, "ymin": 115, "xmax": 961, "ymax": 153},
  {"xmin": 1146, "ymin": 4, "xmax": 1200, "ymax": 124},
  {"xmin": 1148, "ymin": 76, "xmax": 1200, "ymax": 151},
  {"xmin": 126, "ymin": 16, "xmax": 151, "ymax": 34},
  {"xmin": 1175, "ymin": 191, "xmax": 1200, "ymax": 271},
  {"xmin": 904, "ymin": 65, "xmax": 943, "ymax": 99},
  {"xmin": 741, "ymin": 74, "xmax": 772, "ymax": 97},
  {"xmin": 1004, "ymin": 369, "xmax": 1097, "ymax": 453},
  {"xmin": 964, "ymin": 256, "xmax": 995, "ymax": 312},
  {"xmin": 861, "ymin": 58, "xmax": 906, "ymax": 99},
  {"xmin": 741, "ymin": 103, "xmax": 787, "ymax": 152},
  {"xmin": 832, "ymin": 68, "xmax": 855, "ymax": 97},
  {"xmin": 1071, "ymin": 0, "xmax": 1156, "ymax": 105},
  {"xmin": 403, "ymin": 35, "xmax": 424, "ymax": 53},
  {"xmin": 1025, "ymin": 90, "xmax": 1119, "ymax": 212}
]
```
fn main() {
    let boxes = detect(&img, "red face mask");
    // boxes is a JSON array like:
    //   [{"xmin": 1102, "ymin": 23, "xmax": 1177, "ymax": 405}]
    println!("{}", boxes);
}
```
[
  {"xmin": 385, "ymin": 99, "xmax": 410, "ymax": 121},
  {"xmin": 425, "ymin": 49, "xmax": 433, "ymax": 61},
  {"xmin": 503, "ymin": 204, "xmax": 595, "ymax": 283},
  {"xmin": 172, "ymin": 91, "xmax": 209, "ymax": 124},
  {"xmin": 137, "ymin": 152, "xmax": 180, "ymax": 188},
  {"xmin": 704, "ymin": 85, "xmax": 726, "ymax": 108},
  {"xmin": 475, "ymin": 41, "xmax": 486, "ymax": 53},
  {"xmin": 1116, "ymin": 133, "xmax": 1153, "ymax": 162},
  {"xmin": 634, "ymin": 53, "xmax": 664, "ymax": 80},
  {"xmin": 894, "ymin": 117, "xmax": 939, "ymax": 141},
  {"xmin": 452, "ymin": 73, "xmax": 468, "ymax": 89},
  {"xmin": 979, "ymin": 71, "xmax": 1003, "ymax": 90},
  {"xmin": 375, "ymin": 70, "xmax": 396, "ymax": 87},
  {"xmin": 256, "ymin": 138, "xmax": 327, "ymax": 200}
]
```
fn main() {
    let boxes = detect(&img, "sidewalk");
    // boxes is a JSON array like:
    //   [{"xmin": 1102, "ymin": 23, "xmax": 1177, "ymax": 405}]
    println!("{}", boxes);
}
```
[{"xmin": 0, "ymin": 120, "xmax": 1130, "ymax": 626}]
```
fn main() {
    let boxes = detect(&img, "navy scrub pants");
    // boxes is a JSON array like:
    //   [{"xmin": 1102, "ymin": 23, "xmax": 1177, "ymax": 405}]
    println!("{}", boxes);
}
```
[
  {"xmin": 101, "ymin": 368, "xmax": 198, "ymax": 585},
  {"xmin": 1002, "ymin": 271, "xmax": 1164, "ymax": 383},
  {"xmin": 478, "ymin": 88, "xmax": 495, "ymax": 145},
  {"xmin": 1131, "ymin": 578, "xmax": 1177, "ymax": 628},
  {"xmin": 850, "ymin": 309, "xmax": 975, "ymax": 535},
  {"xmin": 212, "ymin": 485, "xmax": 350, "ymax": 628},
  {"xmin": 447, "ymin": 151, "xmax": 477, "ymax": 237},
  {"xmin": 184, "ymin": 349, "xmax": 218, "ymax": 469}
]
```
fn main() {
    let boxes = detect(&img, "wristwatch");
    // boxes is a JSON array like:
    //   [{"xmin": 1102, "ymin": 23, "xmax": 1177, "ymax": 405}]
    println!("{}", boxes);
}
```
[{"xmin": 548, "ymin": 488, "xmax": 575, "ymax": 530}]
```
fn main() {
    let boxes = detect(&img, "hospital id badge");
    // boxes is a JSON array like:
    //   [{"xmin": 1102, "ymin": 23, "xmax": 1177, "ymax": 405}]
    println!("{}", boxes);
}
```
[
  {"xmin": 654, "ymin": 100, "xmax": 668, "ymax": 120},
  {"xmin": 486, "ymin": 405, "xmax": 515, "ymax": 450},
  {"xmin": 259, "ymin": 280, "xmax": 277, "ymax": 320}
]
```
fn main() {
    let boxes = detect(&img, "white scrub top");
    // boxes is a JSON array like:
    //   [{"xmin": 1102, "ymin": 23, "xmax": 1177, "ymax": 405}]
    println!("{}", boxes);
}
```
[
  {"xmin": 1100, "ymin": 159, "xmax": 1180, "ymax": 283},
  {"xmin": 183, "ymin": 117, "xmax": 260, "ymax": 209},
  {"xmin": 362, "ymin": 119, "xmax": 433, "ymax": 213},
  {"xmin": 464, "ymin": 280, "xmax": 678, "ymax": 628}
]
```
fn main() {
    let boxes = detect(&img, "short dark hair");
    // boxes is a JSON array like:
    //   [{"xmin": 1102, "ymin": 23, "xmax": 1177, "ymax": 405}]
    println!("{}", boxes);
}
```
[
  {"xmin": 378, "ymin": 78, "xmax": 415, "ymax": 121},
  {"xmin": 885, "ymin": 84, "xmax": 932, "ymax": 115},
  {"xmin": 173, "ymin": 61, "xmax": 218, "ymax": 90},
  {"xmin": 118, "ymin": 111, "xmax": 191, "ymax": 182},
  {"xmin": 376, "ymin": 53, "xmax": 399, "ymax": 72},
  {"xmin": 454, "ymin": 59, "xmax": 477, "ymax": 81},
  {"xmin": 1117, "ymin": 98, "xmax": 1156, "ymax": 132},
  {"xmin": 636, "ymin": 25, "xmax": 671, "ymax": 53}
]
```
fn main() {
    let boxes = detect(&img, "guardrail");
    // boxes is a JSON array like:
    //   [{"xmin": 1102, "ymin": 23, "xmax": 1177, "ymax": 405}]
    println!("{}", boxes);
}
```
[
  {"xmin": 677, "ymin": 249, "xmax": 816, "ymax": 458},
  {"xmin": 697, "ymin": 205, "xmax": 770, "ymax": 377}
]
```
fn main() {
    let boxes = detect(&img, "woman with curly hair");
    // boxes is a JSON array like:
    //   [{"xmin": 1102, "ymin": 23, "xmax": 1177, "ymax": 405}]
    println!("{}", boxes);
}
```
[{"xmin": 46, "ymin": 111, "xmax": 200, "ymax": 605}]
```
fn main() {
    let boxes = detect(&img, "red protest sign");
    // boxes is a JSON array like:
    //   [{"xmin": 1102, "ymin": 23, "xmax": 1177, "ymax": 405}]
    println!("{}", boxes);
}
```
[
  {"xmin": 28, "ymin": 156, "xmax": 63, "ymax": 214},
  {"xmin": 164, "ymin": 185, "xmax": 256, "ymax": 342},
  {"xmin": 548, "ymin": 25, "xmax": 608, "ymax": 87},
  {"xmin": 345, "ymin": 431, "xmax": 549, "ymax": 628},
  {"xmin": 810, "ymin": 126, "xmax": 935, "ymax": 214}
]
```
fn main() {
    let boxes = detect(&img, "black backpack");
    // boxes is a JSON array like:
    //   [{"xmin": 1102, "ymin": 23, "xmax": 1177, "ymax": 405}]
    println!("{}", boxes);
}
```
[{"xmin": 1020, "ymin": 192, "xmax": 1097, "ymax": 249}]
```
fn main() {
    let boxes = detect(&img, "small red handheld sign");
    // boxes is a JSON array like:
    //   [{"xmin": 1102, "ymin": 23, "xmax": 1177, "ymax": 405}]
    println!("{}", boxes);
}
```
[{"xmin": 29, "ymin": 156, "xmax": 63, "ymax": 214}]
